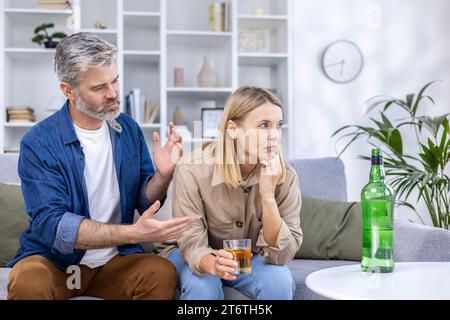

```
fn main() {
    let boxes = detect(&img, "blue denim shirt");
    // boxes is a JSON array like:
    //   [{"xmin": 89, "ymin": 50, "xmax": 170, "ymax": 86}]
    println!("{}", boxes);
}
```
[{"xmin": 8, "ymin": 101, "xmax": 155, "ymax": 269}]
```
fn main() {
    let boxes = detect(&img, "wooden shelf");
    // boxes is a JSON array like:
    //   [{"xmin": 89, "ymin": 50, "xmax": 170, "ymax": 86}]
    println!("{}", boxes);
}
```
[
  {"xmin": 123, "ymin": 11, "xmax": 160, "ymax": 17},
  {"xmin": 238, "ymin": 15, "xmax": 288, "ymax": 20},
  {"xmin": 167, "ymin": 30, "xmax": 232, "ymax": 37},
  {"xmin": 167, "ymin": 31, "xmax": 232, "ymax": 47},
  {"xmin": 4, "ymin": 8, "xmax": 73, "ymax": 15},
  {"xmin": 80, "ymin": 29, "xmax": 118, "ymax": 34},
  {"xmin": 238, "ymin": 53, "xmax": 288, "ymax": 66},
  {"xmin": 140, "ymin": 123, "xmax": 161, "ymax": 129},
  {"xmin": 167, "ymin": 87, "xmax": 233, "ymax": 99},
  {"xmin": 4, "ymin": 48, "xmax": 56, "ymax": 54},
  {"xmin": 124, "ymin": 50, "xmax": 161, "ymax": 56},
  {"xmin": 4, "ymin": 122, "xmax": 36, "ymax": 128},
  {"xmin": 238, "ymin": 16, "xmax": 288, "ymax": 29}
]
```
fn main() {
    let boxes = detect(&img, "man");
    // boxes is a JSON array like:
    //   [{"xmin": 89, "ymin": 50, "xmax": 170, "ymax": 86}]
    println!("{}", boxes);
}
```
[{"xmin": 7, "ymin": 33, "xmax": 192, "ymax": 300}]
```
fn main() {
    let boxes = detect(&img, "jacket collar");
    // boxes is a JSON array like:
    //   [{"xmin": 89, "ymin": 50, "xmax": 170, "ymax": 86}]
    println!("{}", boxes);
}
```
[
  {"xmin": 211, "ymin": 163, "xmax": 260, "ymax": 188},
  {"xmin": 59, "ymin": 100, "xmax": 79, "ymax": 145}
]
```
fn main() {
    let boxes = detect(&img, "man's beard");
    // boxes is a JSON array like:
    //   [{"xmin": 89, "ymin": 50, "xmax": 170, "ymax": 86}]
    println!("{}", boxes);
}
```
[{"xmin": 74, "ymin": 91, "xmax": 123, "ymax": 133}]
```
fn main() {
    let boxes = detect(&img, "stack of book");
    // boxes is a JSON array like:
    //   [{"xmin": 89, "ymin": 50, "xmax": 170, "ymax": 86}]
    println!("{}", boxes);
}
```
[
  {"xmin": 36, "ymin": 0, "xmax": 72, "ymax": 10},
  {"xmin": 125, "ymin": 89, "xmax": 159, "ymax": 124},
  {"xmin": 6, "ymin": 107, "xmax": 36, "ymax": 123},
  {"xmin": 208, "ymin": 1, "xmax": 231, "ymax": 32}
]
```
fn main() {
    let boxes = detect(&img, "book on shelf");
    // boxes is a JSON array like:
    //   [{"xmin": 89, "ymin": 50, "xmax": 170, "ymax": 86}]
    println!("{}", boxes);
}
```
[
  {"xmin": 125, "ymin": 88, "xmax": 156, "ymax": 124},
  {"xmin": 208, "ymin": 2, "xmax": 231, "ymax": 32},
  {"xmin": 6, "ymin": 107, "xmax": 34, "ymax": 113},
  {"xmin": 36, "ymin": 0, "xmax": 72, "ymax": 9},
  {"xmin": 7, "ymin": 118, "xmax": 35, "ymax": 123},
  {"xmin": 144, "ymin": 101, "xmax": 159, "ymax": 124},
  {"xmin": 6, "ymin": 107, "xmax": 36, "ymax": 123},
  {"xmin": 4, "ymin": 150, "xmax": 20, "ymax": 154}
]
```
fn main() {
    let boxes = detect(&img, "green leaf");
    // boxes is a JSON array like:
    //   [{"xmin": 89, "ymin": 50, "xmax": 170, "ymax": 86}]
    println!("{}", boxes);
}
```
[
  {"xmin": 335, "ymin": 133, "xmax": 364, "ymax": 158},
  {"xmin": 387, "ymin": 128, "xmax": 403, "ymax": 155},
  {"xmin": 331, "ymin": 125, "xmax": 354, "ymax": 137},
  {"xmin": 365, "ymin": 95, "xmax": 394, "ymax": 115},
  {"xmin": 31, "ymin": 34, "xmax": 44, "ymax": 45},
  {"xmin": 51, "ymin": 32, "xmax": 67, "ymax": 39},
  {"xmin": 411, "ymin": 81, "xmax": 439, "ymax": 116},
  {"xmin": 440, "ymin": 118, "xmax": 449, "ymax": 152},
  {"xmin": 405, "ymin": 94, "xmax": 415, "ymax": 109},
  {"xmin": 380, "ymin": 112, "xmax": 394, "ymax": 129},
  {"xmin": 383, "ymin": 99, "xmax": 410, "ymax": 114},
  {"xmin": 34, "ymin": 22, "xmax": 54, "ymax": 34}
]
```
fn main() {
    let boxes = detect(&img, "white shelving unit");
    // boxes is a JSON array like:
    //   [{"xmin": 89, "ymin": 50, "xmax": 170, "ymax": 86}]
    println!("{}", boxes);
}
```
[{"xmin": 0, "ymin": 0, "xmax": 293, "ymax": 158}]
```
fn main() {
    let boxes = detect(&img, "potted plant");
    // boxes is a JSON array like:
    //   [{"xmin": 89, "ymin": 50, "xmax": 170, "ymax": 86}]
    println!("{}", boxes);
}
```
[
  {"xmin": 32, "ymin": 23, "xmax": 67, "ymax": 48},
  {"xmin": 332, "ymin": 81, "xmax": 450, "ymax": 229}
]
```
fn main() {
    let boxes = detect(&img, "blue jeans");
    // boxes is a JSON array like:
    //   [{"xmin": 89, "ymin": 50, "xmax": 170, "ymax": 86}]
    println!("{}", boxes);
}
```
[{"xmin": 167, "ymin": 248, "xmax": 296, "ymax": 300}]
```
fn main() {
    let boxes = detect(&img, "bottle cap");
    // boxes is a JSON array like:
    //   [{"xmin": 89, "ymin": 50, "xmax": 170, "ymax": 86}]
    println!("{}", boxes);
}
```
[{"xmin": 371, "ymin": 148, "xmax": 383, "ymax": 164}]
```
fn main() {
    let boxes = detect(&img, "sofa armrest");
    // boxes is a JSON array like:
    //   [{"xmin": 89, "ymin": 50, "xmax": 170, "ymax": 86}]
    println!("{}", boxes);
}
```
[{"xmin": 394, "ymin": 218, "xmax": 450, "ymax": 262}]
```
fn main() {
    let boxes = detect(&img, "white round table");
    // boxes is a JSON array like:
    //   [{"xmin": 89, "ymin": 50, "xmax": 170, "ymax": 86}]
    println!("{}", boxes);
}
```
[{"xmin": 305, "ymin": 262, "xmax": 450, "ymax": 300}]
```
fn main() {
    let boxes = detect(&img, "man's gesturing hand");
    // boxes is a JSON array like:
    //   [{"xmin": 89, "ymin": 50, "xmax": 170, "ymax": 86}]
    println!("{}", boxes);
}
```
[{"xmin": 132, "ymin": 201, "xmax": 193, "ymax": 243}]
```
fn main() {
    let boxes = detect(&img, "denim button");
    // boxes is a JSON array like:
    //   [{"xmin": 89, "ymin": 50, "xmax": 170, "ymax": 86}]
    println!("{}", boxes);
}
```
[{"xmin": 235, "ymin": 221, "xmax": 243, "ymax": 228}]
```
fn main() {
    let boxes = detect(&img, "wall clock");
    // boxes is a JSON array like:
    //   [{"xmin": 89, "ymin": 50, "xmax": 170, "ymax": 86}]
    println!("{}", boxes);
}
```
[{"xmin": 321, "ymin": 40, "xmax": 364, "ymax": 83}]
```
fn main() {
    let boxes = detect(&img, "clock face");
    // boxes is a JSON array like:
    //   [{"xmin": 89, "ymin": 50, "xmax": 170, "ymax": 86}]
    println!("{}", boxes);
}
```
[{"xmin": 321, "ymin": 40, "xmax": 364, "ymax": 83}]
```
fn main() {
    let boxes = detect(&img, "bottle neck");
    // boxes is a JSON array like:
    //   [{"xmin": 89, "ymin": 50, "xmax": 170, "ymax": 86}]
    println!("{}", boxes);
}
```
[{"xmin": 370, "ymin": 156, "xmax": 385, "ymax": 182}]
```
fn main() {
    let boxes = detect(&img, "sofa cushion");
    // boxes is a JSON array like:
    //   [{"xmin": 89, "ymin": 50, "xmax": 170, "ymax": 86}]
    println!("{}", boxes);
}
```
[
  {"xmin": 289, "ymin": 158, "xmax": 347, "ymax": 202},
  {"xmin": 295, "ymin": 196, "xmax": 362, "ymax": 261},
  {"xmin": 0, "ymin": 184, "xmax": 28, "ymax": 267}
]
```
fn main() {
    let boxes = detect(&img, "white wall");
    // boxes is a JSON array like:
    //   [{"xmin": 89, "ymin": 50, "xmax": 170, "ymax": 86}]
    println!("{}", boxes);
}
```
[{"xmin": 291, "ymin": 0, "xmax": 450, "ymax": 225}]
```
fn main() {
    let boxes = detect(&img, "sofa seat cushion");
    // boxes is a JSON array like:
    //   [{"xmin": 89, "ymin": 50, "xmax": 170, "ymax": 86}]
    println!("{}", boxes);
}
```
[
  {"xmin": 2, "ymin": 260, "xmax": 359, "ymax": 300},
  {"xmin": 0, "ymin": 268, "xmax": 100, "ymax": 300},
  {"xmin": 0, "ymin": 268, "xmax": 10, "ymax": 300}
]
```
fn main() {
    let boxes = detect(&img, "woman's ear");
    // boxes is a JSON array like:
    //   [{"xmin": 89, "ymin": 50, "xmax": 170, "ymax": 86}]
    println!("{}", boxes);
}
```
[{"xmin": 226, "ymin": 120, "xmax": 238, "ymax": 139}]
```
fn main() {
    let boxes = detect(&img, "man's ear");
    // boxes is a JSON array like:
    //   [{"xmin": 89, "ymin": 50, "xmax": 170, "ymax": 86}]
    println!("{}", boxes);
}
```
[
  {"xmin": 226, "ymin": 120, "xmax": 238, "ymax": 139},
  {"xmin": 60, "ymin": 81, "xmax": 75, "ymax": 101}
]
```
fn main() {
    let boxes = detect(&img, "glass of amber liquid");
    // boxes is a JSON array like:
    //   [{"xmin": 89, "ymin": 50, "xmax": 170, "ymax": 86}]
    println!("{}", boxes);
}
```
[{"xmin": 223, "ymin": 239, "xmax": 252, "ymax": 274}]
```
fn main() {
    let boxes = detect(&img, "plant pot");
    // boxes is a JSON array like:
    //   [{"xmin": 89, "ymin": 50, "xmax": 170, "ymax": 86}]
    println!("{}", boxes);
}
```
[{"xmin": 44, "ymin": 41, "xmax": 58, "ymax": 49}]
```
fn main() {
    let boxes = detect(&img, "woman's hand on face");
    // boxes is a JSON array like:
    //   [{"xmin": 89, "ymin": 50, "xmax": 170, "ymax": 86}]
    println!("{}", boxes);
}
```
[
  {"xmin": 259, "ymin": 156, "xmax": 282, "ymax": 200},
  {"xmin": 213, "ymin": 249, "xmax": 238, "ymax": 281}
]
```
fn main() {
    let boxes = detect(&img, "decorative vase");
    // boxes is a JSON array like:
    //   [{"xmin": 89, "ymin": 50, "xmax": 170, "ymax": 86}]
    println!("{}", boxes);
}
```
[
  {"xmin": 173, "ymin": 106, "xmax": 184, "ymax": 125},
  {"xmin": 252, "ymin": 6, "xmax": 265, "ymax": 16},
  {"xmin": 197, "ymin": 56, "xmax": 216, "ymax": 87},
  {"xmin": 174, "ymin": 67, "xmax": 185, "ymax": 87}
]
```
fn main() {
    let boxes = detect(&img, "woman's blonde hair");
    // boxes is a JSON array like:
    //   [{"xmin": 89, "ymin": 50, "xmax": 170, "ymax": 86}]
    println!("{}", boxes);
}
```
[{"xmin": 211, "ymin": 86, "xmax": 287, "ymax": 188}]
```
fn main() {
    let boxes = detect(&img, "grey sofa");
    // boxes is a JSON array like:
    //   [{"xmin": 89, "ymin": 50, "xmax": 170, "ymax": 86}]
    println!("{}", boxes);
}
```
[{"xmin": 1, "ymin": 154, "xmax": 449, "ymax": 300}]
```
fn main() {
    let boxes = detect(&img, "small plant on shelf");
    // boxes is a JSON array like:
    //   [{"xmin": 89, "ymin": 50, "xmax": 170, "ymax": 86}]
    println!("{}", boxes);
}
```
[{"xmin": 32, "ymin": 23, "xmax": 67, "ymax": 49}]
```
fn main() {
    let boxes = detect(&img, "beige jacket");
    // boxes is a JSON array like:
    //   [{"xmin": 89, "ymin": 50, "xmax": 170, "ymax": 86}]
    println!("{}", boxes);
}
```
[{"xmin": 156, "ymin": 144, "xmax": 303, "ymax": 275}]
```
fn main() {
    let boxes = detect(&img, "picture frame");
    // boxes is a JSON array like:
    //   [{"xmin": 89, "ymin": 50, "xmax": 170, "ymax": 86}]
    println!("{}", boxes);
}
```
[{"xmin": 201, "ymin": 108, "xmax": 223, "ymax": 139}]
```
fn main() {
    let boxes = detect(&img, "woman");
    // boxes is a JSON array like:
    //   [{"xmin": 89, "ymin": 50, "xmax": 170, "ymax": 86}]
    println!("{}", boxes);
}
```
[{"xmin": 159, "ymin": 86, "xmax": 303, "ymax": 300}]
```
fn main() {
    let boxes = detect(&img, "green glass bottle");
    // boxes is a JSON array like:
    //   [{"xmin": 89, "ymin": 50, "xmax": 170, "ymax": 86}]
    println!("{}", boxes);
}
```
[{"xmin": 361, "ymin": 148, "xmax": 395, "ymax": 273}]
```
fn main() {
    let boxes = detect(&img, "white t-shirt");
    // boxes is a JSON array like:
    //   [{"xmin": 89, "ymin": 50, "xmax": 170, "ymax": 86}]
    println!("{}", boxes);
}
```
[{"xmin": 74, "ymin": 121, "xmax": 121, "ymax": 268}]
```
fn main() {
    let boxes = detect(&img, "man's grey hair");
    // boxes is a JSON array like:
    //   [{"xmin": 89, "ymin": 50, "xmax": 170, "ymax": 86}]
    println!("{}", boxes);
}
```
[{"xmin": 54, "ymin": 32, "xmax": 117, "ymax": 87}]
